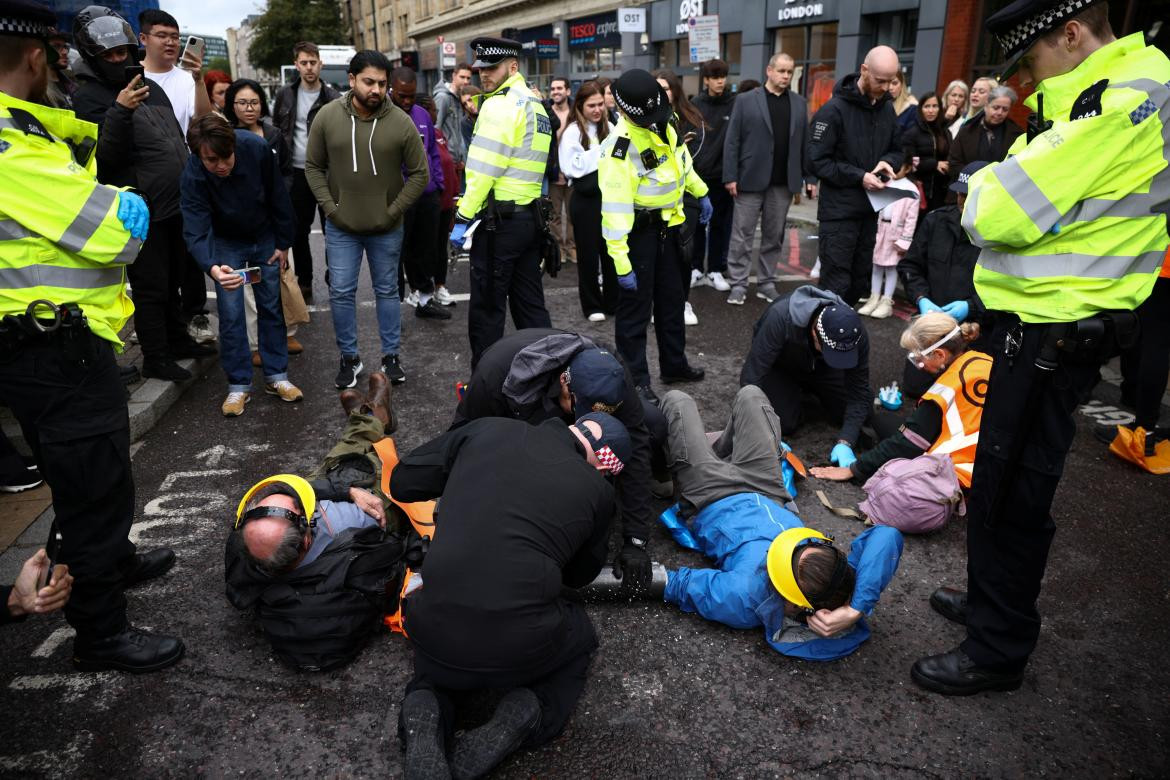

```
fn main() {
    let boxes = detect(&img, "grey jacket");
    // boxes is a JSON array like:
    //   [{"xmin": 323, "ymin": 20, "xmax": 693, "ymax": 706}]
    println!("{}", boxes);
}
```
[
  {"xmin": 432, "ymin": 82, "xmax": 466, "ymax": 164},
  {"xmin": 723, "ymin": 86, "xmax": 808, "ymax": 193}
]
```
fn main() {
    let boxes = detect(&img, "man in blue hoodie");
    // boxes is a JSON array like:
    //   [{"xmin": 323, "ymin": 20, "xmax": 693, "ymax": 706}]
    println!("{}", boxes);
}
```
[{"xmin": 660, "ymin": 387, "xmax": 902, "ymax": 660}]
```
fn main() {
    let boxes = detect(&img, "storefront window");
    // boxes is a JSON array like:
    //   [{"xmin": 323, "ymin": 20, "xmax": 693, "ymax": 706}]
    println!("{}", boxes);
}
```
[
  {"xmin": 571, "ymin": 47, "xmax": 620, "ymax": 75},
  {"xmin": 722, "ymin": 32, "xmax": 741, "ymax": 70},
  {"xmin": 774, "ymin": 22, "xmax": 837, "ymax": 115},
  {"xmin": 657, "ymin": 39, "xmax": 678, "ymax": 69}
]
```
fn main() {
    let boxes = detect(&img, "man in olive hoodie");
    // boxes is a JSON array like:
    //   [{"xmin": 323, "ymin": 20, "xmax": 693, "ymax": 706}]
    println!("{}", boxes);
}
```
[{"xmin": 305, "ymin": 50, "xmax": 428, "ymax": 389}]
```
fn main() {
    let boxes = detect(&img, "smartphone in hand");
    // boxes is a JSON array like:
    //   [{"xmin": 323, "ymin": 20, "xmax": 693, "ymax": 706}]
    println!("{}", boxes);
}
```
[
  {"xmin": 180, "ymin": 36, "xmax": 204, "ymax": 68},
  {"xmin": 237, "ymin": 267, "xmax": 262, "ymax": 285},
  {"xmin": 123, "ymin": 65, "xmax": 145, "ymax": 89}
]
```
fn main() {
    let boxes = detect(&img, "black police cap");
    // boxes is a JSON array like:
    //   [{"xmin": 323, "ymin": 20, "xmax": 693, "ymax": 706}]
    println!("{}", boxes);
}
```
[
  {"xmin": 986, "ymin": 0, "xmax": 1109, "ymax": 79},
  {"xmin": 470, "ymin": 36, "xmax": 522, "ymax": 69},
  {"xmin": 612, "ymin": 69, "xmax": 672, "ymax": 129},
  {"xmin": 0, "ymin": 0, "xmax": 55, "ymax": 40}
]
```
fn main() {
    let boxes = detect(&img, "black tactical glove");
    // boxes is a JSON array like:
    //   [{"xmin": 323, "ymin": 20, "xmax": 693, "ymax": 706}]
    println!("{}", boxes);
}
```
[{"xmin": 613, "ymin": 538, "xmax": 652, "ymax": 591}]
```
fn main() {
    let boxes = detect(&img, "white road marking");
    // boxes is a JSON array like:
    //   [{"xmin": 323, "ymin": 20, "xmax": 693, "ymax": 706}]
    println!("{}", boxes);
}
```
[
  {"xmin": 31, "ymin": 626, "xmax": 75, "ymax": 658},
  {"xmin": 0, "ymin": 732, "xmax": 94, "ymax": 773},
  {"xmin": 8, "ymin": 673, "xmax": 117, "ymax": 702}
]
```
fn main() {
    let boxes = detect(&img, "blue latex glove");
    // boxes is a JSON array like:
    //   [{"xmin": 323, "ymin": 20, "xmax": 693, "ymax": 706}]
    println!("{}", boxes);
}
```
[
  {"xmin": 917, "ymin": 297, "xmax": 941, "ymax": 315},
  {"xmin": 658, "ymin": 505, "xmax": 700, "ymax": 551},
  {"xmin": 698, "ymin": 195, "xmax": 713, "ymax": 224},
  {"xmin": 449, "ymin": 221, "xmax": 469, "ymax": 250},
  {"xmin": 116, "ymin": 191, "xmax": 149, "ymax": 241},
  {"xmin": 617, "ymin": 271, "xmax": 638, "ymax": 291},
  {"xmin": 940, "ymin": 300, "xmax": 970, "ymax": 322},
  {"xmin": 830, "ymin": 442, "xmax": 857, "ymax": 468}
]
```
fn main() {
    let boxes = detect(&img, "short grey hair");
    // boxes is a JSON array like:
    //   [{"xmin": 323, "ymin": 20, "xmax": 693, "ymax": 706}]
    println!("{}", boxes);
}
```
[
  {"xmin": 988, "ymin": 85, "xmax": 1017, "ymax": 105},
  {"xmin": 768, "ymin": 52, "xmax": 795, "ymax": 70}
]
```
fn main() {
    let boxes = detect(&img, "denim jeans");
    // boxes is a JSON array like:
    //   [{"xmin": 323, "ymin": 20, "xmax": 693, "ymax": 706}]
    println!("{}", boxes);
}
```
[
  {"xmin": 324, "ymin": 221, "xmax": 403, "ymax": 358},
  {"xmin": 212, "ymin": 235, "xmax": 288, "ymax": 392}
]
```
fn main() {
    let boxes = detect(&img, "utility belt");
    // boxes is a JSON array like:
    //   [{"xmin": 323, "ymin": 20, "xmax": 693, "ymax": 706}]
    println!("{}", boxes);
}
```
[
  {"xmin": 484, "ymin": 198, "xmax": 538, "ymax": 220},
  {"xmin": 481, "ymin": 192, "xmax": 561, "ymax": 278},
  {"xmin": 0, "ymin": 300, "xmax": 97, "ymax": 365},
  {"xmin": 1003, "ymin": 310, "xmax": 1139, "ymax": 370},
  {"xmin": 632, "ymin": 209, "xmax": 667, "ymax": 231}
]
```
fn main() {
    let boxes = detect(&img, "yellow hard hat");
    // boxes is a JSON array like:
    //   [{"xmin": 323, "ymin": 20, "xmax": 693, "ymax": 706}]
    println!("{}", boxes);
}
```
[
  {"xmin": 766, "ymin": 527, "xmax": 834, "ymax": 610},
  {"xmin": 235, "ymin": 474, "xmax": 316, "ymax": 530}
]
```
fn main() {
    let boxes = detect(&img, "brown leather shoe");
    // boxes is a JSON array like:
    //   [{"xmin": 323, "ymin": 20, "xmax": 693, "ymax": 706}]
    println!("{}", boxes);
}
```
[
  {"xmin": 251, "ymin": 351, "xmax": 261, "ymax": 367},
  {"xmin": 287, "ymin": 337, "xmax": 304, "ymax": 354},
  {"xmin": 366, "ymin": 371, "xmax": 396, "ymax": 433},
  {"xmin": 339, "ymin": 389, "xmax": 363, "ymax": 416}
]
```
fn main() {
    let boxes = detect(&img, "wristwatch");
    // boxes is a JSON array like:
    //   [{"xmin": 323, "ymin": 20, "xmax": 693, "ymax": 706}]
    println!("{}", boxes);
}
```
[{"xmin": 626, "ymin": 536, "xmax": 647, "ymax": 549}]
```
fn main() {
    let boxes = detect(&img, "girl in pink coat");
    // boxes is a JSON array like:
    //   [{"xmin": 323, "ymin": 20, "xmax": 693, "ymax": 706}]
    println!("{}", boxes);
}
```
[{"xmin": 860, "ymin": 174, "xmax": 919, "ymax": 319}]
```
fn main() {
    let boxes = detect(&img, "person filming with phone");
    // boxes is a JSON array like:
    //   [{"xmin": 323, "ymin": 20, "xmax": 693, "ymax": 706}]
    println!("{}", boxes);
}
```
[
  {"xmin": 180, "ymin": 113, "xmax": 302, "ymax": 417},
  {"xmin": 3, "ymin": 550, "xmax": 72, "ymax": 627}
]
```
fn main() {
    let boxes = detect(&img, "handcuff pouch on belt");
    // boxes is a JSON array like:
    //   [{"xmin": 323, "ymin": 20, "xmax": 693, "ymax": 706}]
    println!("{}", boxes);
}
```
[
  {"xmin": 1036, "ymin": 311, "xmax": 1137, "ymax": 369},
  {"xmin": 0, "ymin": 300, "xmax": 95, "ymax": 364}
]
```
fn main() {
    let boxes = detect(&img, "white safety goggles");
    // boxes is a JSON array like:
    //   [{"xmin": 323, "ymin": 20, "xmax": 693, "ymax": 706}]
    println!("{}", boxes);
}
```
[{"xmin": 906, "ymin": 325, "xmax": 961, "ymax": 369}]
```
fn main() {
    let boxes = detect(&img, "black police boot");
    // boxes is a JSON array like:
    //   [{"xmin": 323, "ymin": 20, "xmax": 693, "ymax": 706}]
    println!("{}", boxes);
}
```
[
  {"xmin": 661, "ymin": 365, "xmax": 705, "ymax": 384},
  {"xmin": 73, "ymin": 627, "xmax": 185, "ymax": 673},
  {"xmin": 450, "ymin": 688, "xmax": 540, "ymax": 780},
  {"xmin": 635, "ymin": 385, "xmax": 660, "ymax": 406},
  {"xmin": 911, "ymin": 648, "xmax": 1023, "ymax": 696},
  {"xmin": 400, "ymin": 689, "xmax": 451, "ymax": 780},
  {"xmin": 122, "ymin": 548, "xmax": 176, "ymax": 589},
  {"xmin": 142, "ymin": 358, "xmax": 192, "ymax": 383},
  {"xmin": 170, "ymin": 338, "xmax": 217, "ymax": 358},
  {"xmin": 928, "ymin": 587, "xmax": 968, "ymax": 625}
]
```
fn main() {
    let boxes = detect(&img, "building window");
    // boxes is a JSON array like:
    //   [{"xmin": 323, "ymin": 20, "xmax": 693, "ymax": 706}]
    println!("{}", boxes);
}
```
[
  {"xmin": 572, "ymin": 47, "xmax": 620, "ymax": 75},
  {"xmin": 722, "ymin": 32, "xmax": 741, "ymax": 70},
  {"xmin": 437, "ymin": 0, "xmax": 461, "ymax": 11},
  {"xmin": 656, "ymin": 39, "xmax": 679, "ymax": 69},
  {"xmin": 774, "ymin": 23, "xmax": 837, "ymax": 114},
  {"xmin": 416, "ymin": 0, "xmax": 432, "ymax": 20}
]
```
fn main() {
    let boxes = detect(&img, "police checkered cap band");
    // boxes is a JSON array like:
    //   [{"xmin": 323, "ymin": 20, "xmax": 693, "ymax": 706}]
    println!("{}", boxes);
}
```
[
  {"xmin": 994, "ymin": 0, "xmax": 1096, "ymax": 56},
  {"xmin": 476, "ymin": 44, "xmax": 518, "ymax": 59},
  {"xmin": 816, "ymin": 309, "xmax": 859, "ymax": 352},
  {"xmin": 0, "ymin": 15, "xmax": 51, "ymax": 37},
  {"xmin": 613, "ymin": 88, "xmax": 663, "ymax": 120},
  {"xmin": 595, "ymin": 445, "xmax": 625, "ymax": 475}
]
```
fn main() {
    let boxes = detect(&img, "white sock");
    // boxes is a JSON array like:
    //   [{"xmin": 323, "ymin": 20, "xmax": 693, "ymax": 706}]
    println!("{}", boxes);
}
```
[
  {"xmin": 882, "ymin": 268, "xmax": 897, "ymax": 298},
  {"xmin": 419, "ymin": 292, "xmax": 433, "ymax": 306}
]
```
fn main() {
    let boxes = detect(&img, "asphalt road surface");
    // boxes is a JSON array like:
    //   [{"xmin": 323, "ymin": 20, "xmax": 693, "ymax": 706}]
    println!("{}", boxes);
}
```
[{"xmin": 1, "ymin": 228, "xmax": 1168, "ymax": 778}]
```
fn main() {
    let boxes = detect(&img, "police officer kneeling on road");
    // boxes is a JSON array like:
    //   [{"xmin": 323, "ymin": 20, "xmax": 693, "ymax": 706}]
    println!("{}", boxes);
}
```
[
  {"xmin": 0, "ymin": 0, "xmax": 182, "ymax": 672},
  {"xmin": 912, "ymin": 0, "xmax": 1170, "ymax": 696},
  {"xmin": 598, "ymin": 69, "xmax": 711, "ymax": 404},
  {"xmin": 449, "ymin": 37, "xmax": 553, "ymax": 368}
]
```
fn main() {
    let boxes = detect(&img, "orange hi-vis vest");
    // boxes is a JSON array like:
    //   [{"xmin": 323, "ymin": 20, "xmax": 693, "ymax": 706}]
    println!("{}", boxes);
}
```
[
  {"xmin": 1160, "ymin": 247, "xmax": 1170, "ymax": 279},
  {"xmin": 920, "ymin": 350, "xmax": 993, "ymax": 488},
  {"xmin": 371, "ymin": 437, "xmax": 434, "ymax": 637}
]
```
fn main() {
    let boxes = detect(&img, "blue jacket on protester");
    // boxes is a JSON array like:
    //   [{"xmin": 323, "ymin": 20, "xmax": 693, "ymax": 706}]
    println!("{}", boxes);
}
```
[{"xmin": 663, "ymin": 492, "xmax": 903, "ymax": 661}]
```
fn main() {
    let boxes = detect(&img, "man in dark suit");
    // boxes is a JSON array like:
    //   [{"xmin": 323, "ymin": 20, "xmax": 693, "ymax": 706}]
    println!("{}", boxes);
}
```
[{"xmin": 723, "ymin": 53, "xmax": 813, "ymax": 305}]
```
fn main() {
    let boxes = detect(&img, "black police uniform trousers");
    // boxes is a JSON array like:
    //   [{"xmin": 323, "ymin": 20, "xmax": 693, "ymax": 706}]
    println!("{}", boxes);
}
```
[
  {"xmin": 468, "ymin": 210, "xmax": 551, "ymax": 368},
  {"xmin": 0, "ymin": 335, "xmax": 135, "ymax": 638},
  {"xmin": 1119, "ymin": 276, "xmax": 1170, "ymax": 431},
  {"xmin": 615, "ymin": 219, "xmax": 690, "ymax": 387},
  {"xmin": 755, "ymin": 361, "xmax": 849, "ymax": 437},
  {"xmin": 402, "ymin": 599, "xmax": 598, "ymax": 749},
  {"xmin": 818, "ymin": 214, "xmax": 879, "ymax": 307},
  {"xmin": 961, "ymin": 318, "xmax": 1106, "ymax": 672}
]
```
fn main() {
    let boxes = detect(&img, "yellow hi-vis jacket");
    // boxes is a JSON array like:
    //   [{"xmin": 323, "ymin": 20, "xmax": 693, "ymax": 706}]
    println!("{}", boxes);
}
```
[
  {"xmin": 0, "ymin": 92, "xmax": 138, "ymax": 347},
  {"xmin": 963, "ymin": 33, "xmax": 1170, "ymax": 323},
  {"xmin": 921, "ymin": 350, "xmax": 993, "ymax": 488},
  {"xmin": 597, "ymin": 117, "xmax": 709, "ymax": 276},
  {"xmin": 457, "ymin": 72, "xmax": 550, "ymax": 220}
]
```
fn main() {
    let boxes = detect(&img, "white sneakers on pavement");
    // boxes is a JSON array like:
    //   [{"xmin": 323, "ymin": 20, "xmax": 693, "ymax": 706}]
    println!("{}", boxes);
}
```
[
  {"xmin": 869, "ymin": 296, "xmax": 895, "ymax": 319},
  {"xmin": 587, "ymin": 312, "xmax": 607, "ymax": 322},
  {"xmin": 689, "ymin": 269, "xmax": 705, "ymax": 288},
  {"xmin": 684, "ymin": 301, "xmax": 698, "ymax": 326},
  {"xmin": 434, "ymin": 286, "xmax": 456, "ymax": 306},
  {"xmin": 706, "ymin": 271, "xmax": 730, "ymax": 291}
]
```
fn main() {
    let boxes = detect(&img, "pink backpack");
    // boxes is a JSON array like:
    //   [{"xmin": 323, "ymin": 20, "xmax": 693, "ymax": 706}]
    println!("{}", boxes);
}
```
[{"xmin": 859, "ymin": 453, "xmax": 965, "ymax": 534}]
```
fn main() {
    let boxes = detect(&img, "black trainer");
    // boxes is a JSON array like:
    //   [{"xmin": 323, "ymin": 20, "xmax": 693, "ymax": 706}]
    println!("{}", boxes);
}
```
[
  {"xmin": 928, "ymin": 587, "xmax": 968, "ymax": 625},
  {"xmin": 119, "ymin": 363, "xmax": 141, "ymax": 385},
  {"xmin": 1, "ymin": 464, "xmax": 43, "ymax": 493},
  {"xmin": 142, "ymin": 358, "xmax": 192, "ymax": 383},
  {"xmin": 122, "ymin": 548, "xmax": 176, "ymax": 589},
  {"xmin": 636, "ymin": 384, "xmax": 660, "ymax": 406},
  {"xmin": 416, "ymin": 297, "xmax": 453, "ymax": 320},
  {"xmin": 450, "ymin": 688, "xmax": 540, "ymax": 780},
  {"xmin": 400, "ymin": 689, "xmax": 451, "ymax": 780},
  {"xmin": 73, "ymin": 627, "xmax": 185, "ymax": 673},
  {"xmin": 335, "ymin": 355, "xmax": 363, "ymax": 389},
  {"xmin": 382, "ymin": 354, "xmax": 407, "ymax": 385}
]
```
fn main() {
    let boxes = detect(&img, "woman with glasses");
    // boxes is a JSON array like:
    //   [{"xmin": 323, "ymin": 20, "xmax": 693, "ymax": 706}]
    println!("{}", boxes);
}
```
[{"xmin": 810, "ymin": 311, "xmax": 991, "ymax": 497}]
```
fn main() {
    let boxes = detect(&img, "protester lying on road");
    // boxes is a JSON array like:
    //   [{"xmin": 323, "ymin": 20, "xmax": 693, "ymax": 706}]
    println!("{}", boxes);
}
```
[
  {"xmin": 810, "ymin": 313, "xmax": 990, "ymax": 533},
  {"xmin": 3, "ymin": 550, "xmax": 72, "ymax": 627},
  {"xmin": 452, "ymin": 327, "xmax": 666, "ymax": 589},
  {"xmin": 740, "ymin": 285, "xmax": 872, "ymax": 469},
  {"xmin": 660, "ymin": 387, "xmax": 902, "ymax": 661},
  {"xmin": 389, "ymin": 411, "xmax": 630, "ymax": 779}
]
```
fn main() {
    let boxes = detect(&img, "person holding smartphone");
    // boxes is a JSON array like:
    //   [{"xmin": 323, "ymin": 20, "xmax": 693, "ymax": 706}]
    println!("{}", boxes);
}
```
[
  {"xmin": 180, "ymin": 114, "xmax": 302, "ymax": 417},
  {"xmin": 3, "ymin": 550, "xmax": 72, "ymax": 627}
]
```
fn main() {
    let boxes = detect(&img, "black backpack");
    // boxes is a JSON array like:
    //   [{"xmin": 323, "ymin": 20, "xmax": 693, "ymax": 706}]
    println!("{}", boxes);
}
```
[{"xmin": 224, "ymin": 524, "xmax": 420, "ymax": 672}]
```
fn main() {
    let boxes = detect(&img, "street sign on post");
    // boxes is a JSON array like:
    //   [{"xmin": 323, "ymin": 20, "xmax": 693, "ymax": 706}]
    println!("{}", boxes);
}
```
[
  {"xmin": 440, "ymin": 40, "xmax": 457, "ymax": 69},
  {"xmin": 688, "ymin": 14, "xmax": 719, "ymax": 63},
  {"xmin": 617, "ymin": 7, "xmax": 646, "ymax": 33}
]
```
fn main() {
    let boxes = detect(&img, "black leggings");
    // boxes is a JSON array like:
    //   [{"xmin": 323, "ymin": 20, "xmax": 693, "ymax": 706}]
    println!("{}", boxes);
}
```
[{"xmin": 569, "ymin": 189, "xmax": 618, "ymax": 316}]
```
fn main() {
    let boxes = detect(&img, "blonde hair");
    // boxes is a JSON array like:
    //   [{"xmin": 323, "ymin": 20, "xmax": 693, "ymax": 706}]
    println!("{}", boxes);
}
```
[
  {"xmin": 891, "ymin": 69, "xmax": 916, "ymax": 115},
  {"xmin": 941, "ymin": 80, "xmax": 969, "ymax": 116},
  {"xmin": 900, "ymin": 312, "xmax": 981, "ymax": 355}
]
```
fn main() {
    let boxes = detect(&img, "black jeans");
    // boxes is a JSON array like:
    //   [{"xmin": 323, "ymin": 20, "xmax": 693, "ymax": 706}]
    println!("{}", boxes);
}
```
[
  {"xmin": 434, "ymin": 207, "xmax": 455, "ymax": 287},
  {"xmin": 615, "ymin": 221, "xmax": 689, "ymax": 386},
  {"xmin": 754, "ymin": 362, "xmax": 849, "ymax": 436},
  {"xmin": 0, "ymin": 336, "xmax": 136, "ymax": 638},
  {"xmin": 402, "ymin": 600, "xmax": 597, "ymax": 750},
  {"xmin": 402, "ymin": 190, "xmax": 441, "ymax": 296},
  {"xmin": 290, "ymin": 168, "xmax": 325, "ymax": 287},
  {"xmin": 692, "ymin": 180, "xmax": 732, "ymax": 274},
  {"xmin": 129, "ymin": 213, "xmax": 195, "ymax": 361},
  {"xmin": 1120, "ymin": 276, "xmax": 1170, "ymax": 430},
  {"xmin": 819, "ymin": 214, "xmax": 879, "ymax": 306},
  {"xmin": 569, "ymin": 189, "xmax": 618, "ymax": 317},
  {"xmin": 961, "ymin": 320, "xmax": 1106, "ymax": 672},
  {"xmin": 468, "ymin": 212, "xmax": 551, "ymax": 368}
]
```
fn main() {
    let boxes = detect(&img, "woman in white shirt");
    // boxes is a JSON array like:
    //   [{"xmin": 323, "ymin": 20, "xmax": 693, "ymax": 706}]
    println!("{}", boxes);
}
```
[{"xmin": 559, "ymin": 80, "xmax": 618, "ymax": 322}]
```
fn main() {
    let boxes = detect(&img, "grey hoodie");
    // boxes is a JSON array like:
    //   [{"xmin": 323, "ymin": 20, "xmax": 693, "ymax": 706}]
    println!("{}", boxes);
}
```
[
  {"xmin": 304, "ymin": 91, "xmax": 428, "ymax": 235},
  {"xmin": 432, "ymin": 81, "xmax": 466, "ymax": 164}
]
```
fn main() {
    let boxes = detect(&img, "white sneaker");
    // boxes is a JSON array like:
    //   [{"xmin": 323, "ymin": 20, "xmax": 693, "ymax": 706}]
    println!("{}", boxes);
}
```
[
  {"xmin": 870, "ymin": 295, "xmax": 895, "ymax": 319},
  {"xmin": 587, "ymin": 312, "xmax": 607, "ymax": 323},
  {"xmin": 707, "ymin": 271, "xmax": 731, "ymax": 291},
  {"xmin": 434, "ymin": 286, "xmax": 456, "ymax": 306},
  {"xmin": 857, "ymin": 296, "xmax": 880, "ymax": 316},
  {"xmin": 810, "ymin": 259, "xmax": 821, "ymax": 280},
  {"xmin": 402, "ymin": 289, "xmax": 419, "ymax": 307},
  {"xmin": 684, "ymin": 301, "xmax": 698, "ymax": 326},
  {"xmin": 689, "ymin": 269, "xmax": 706, "ymax": 288},
  {"xmin": 187, "ymin": 314, "xmax": 215, "ymax": 344}
]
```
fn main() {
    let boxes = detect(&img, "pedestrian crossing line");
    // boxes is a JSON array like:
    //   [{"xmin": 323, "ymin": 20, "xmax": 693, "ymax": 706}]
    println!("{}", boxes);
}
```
[{"xmin": 30, "ymin": 626, "xmax": 75, "ymax": 658}]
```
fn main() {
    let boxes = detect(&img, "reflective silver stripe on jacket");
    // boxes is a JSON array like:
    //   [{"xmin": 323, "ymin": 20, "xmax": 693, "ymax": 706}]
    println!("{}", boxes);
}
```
[
  {"xmin": 0, "ymin": 264, "xmax": 124, "ymax": 290},
  {"xmin": 602, "ymin": 202, "xmax": 634, "ymax": 214},
  {"xmin": 57, "ymin": 186, "xmax": 118, "ymax": 254},
  {"xmin": 977, "ymin": 248, "xmax": 1165, "ymax": 279},
  {"xmin": 994, "ymin": 157, "xmax": 1061, "ymax": 231},
  {"xmin": 0, "ymin": 219, "xmax": 34, "ymax": 241}
]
